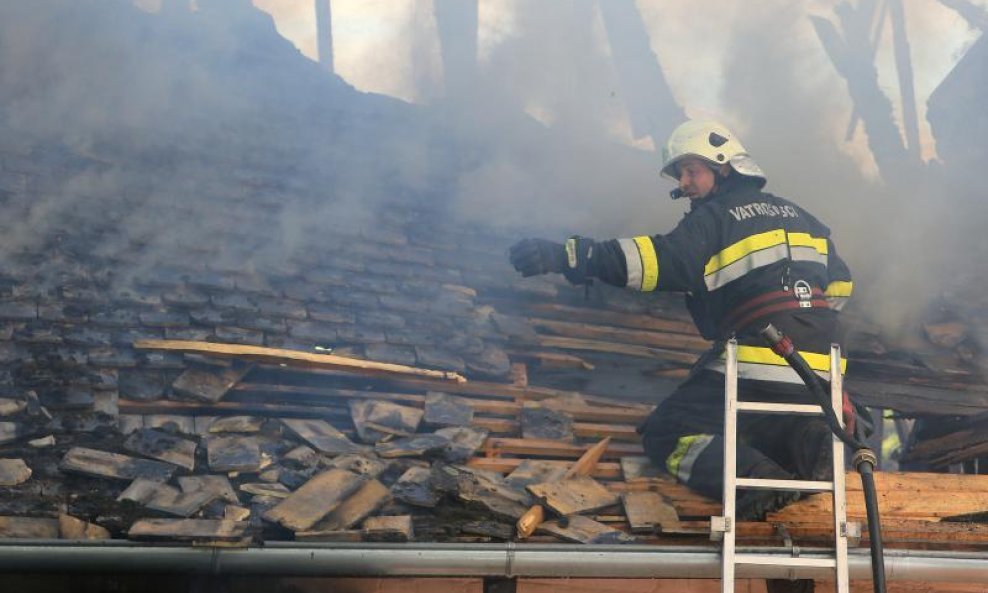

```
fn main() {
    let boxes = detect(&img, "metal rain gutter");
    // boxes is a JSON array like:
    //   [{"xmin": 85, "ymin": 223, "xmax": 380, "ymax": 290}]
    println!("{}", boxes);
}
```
[{"xmin": 1, "ymin": 542, "xmax": 988, "ymax": 582}]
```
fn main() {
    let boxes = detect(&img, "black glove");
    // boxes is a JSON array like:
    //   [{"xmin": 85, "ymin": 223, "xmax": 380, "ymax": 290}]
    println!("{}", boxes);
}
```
[{"xmin": 509, "ymin": 238, "xmax": 566, "ymax": 277}]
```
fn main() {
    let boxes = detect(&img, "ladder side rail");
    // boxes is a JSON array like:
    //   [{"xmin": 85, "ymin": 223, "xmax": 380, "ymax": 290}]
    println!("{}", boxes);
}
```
[
  {"xmin": 831, "ymin": 344, "xmax": 850, "ymax": 593},
  {"xmin": 721, "ymin": 339, "xmax": 739, "ymax": 593}
]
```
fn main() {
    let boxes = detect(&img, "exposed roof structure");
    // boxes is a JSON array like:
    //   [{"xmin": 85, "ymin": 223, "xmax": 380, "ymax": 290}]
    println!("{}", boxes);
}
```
[{"xmin": 2, "ymin": 2, "xmax": 988, "ymax": 589}]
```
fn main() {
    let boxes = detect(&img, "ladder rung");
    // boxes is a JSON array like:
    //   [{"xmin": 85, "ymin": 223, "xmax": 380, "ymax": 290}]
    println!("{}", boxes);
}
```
[
  {"xmin": 734, "ymin": 554, "xmax": 836, "ymax": 568},
  {"xmin": 736, "ymin": 402, "xmax": 824, "ymax": 415},
  {"xmin": 735, "ymin": 478, "xmax": 834, "ymax": 492}
]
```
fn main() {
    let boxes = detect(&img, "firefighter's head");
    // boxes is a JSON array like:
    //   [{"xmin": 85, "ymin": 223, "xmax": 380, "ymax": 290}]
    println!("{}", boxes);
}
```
[{"xmin": 661, "ymin": 119, "xmax": 766, "ymax": 199}]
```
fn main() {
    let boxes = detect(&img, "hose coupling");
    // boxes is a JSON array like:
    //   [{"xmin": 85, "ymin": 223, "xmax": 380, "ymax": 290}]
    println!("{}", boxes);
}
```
[{"xmin": 851, "ymin": 448, "xmax": 878, "ymax": 470}]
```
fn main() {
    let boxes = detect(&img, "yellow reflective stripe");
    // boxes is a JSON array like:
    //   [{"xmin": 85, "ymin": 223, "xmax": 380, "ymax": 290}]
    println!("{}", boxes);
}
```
[
  {"xmin": 735, "ymin": 345, "xmax": 847, "ymax": 374},
  {"xmin": 704, "ymin": 229, "xmax": 786, "ymax": 276},
  {"xmin": 633, "ymin": 236, "xmax": 659, "ymax": 291},
  {"xmin": 665, "ymin": 433, "xmax": 709, "ymax": 479},
  {"xmin": 788, "ymin": 232, "xmax": 828, "ymax": 255},
  {"xmin": 825, "ymin": 280, "xmax": 853, "ymax": 297}
]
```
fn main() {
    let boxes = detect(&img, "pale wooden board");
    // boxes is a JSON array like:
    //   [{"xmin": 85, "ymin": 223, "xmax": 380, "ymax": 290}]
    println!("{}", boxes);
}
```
[
  {"xmin": 282, "ymin": 418, "xmax": 363, "ymax": 455},
  {"xmin": 536, "ymin": 515, "xmax": 635, "ymax": 544},
  {"xmin": 134, "ymin": 340, "xmax": 465, "ymax": 382},
  {"xmin": 362, "ymin": 515, "xmax": 413, "ymax": 542},
  {"xmin": 0, "ymin": 516, "xmax": 59, "ymax": 539},
  {"xmin": 314, "ymin": 479, "xmax": 391, "ymax": 531},
  {"xmin": 128, "ymin": 518, "xmax": 248, "ymax": 541},
  {"xmin": 263, "ymin": 469, "xmax": 366, "ymax": 532},
  {"xmin": 60, "ymin": 447, "xmax": 176, "ymax": 482},
  {"xmin": 58, "ymin": 514, "xmax": 110, "ymax": 540},
  {"xmin": 527, "ymin": 477, "xmax": 620, "ymax": 516},
  {"xmin": 621, "ymin": 491, "xmax": 682, "ymax": 534},
  {"xmin": 0, "ymin": 458, "xmax": 31, "ymax": 486}
]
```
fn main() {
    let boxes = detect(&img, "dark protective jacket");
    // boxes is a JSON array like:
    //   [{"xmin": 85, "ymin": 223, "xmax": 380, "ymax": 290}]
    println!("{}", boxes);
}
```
[{"xmin": 583, "ymin": 174, "xmax": 853, "ymax": 385}]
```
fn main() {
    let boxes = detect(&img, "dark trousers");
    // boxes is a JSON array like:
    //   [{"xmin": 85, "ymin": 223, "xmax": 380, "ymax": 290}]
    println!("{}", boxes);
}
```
[{"xmin": 639, "ymin": 370, "xmax": 832, "ymax": 593}]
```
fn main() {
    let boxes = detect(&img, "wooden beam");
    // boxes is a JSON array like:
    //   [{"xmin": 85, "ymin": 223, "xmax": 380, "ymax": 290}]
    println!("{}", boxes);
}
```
[{"xmin": 134, "ymin": 340, "xmax": 466, "ymax": 383}]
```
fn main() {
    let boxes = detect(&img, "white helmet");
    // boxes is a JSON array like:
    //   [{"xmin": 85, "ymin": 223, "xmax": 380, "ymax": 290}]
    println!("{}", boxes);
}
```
[{"xmin": 660, "ymin": 119, "xmax": 766, "ymax": 187}]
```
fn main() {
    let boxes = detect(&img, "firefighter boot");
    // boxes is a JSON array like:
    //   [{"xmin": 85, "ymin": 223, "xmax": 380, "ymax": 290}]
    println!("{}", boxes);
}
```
[{"xmin": 736, "ymin": 457, "xmax": 802, "ymax": 521}]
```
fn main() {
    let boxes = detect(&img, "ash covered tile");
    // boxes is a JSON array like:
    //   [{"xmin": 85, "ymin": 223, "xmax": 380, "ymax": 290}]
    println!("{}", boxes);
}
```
[
  {"xmin": 363, "ymin": 343, "xmax": 416, "ymax": 366},
  {"xmin": 414, "ymin": 347, "xmax": 465, "ymax": 373},
  {"xmin": 287, "ymin": 320, "xmax": 338, "ymax": 344},
  {"xmin": 139, "ymin": 311, "xmax": 191, "ymax": 328},
  {"xmin": 282, "ymin": 418, "xmax": 362, "ymax": 456},
  {"xmin": 521, "ymin": 402, "xmax": 574, "ymax": 442},
  {"xmin": 375, "ymin": 434, "xmax": 450, "ymax": 459},
  {"xmin": 87, "ymin": 347, "xmax": 138, "ymax": 368},
  {"xmin": 118, "ymin": 478, "xmax": 217, "ymax": 517},
  {"xmin": 172, "ymin": 365, "xmax": 248, "ymax": 403},
  {"xmin": 262, "ymin": 468, "xmax": 366, "ymax": 532},
  {"xmin": 0, "ymin": 517, "xmax": 59, "ymax": 539},
  {"xmin": 179, "ymin": 475, "xmax": 240, "ymax": 504},
  {"xmin": 0, "ymin": 300, "xmax": 38, "ymax": 321},
  {"xmin": 423, "ymin": 392, "xmax": 473, "ymax": 428},
  {"xmin": 60, "ymin": 447, "xmax": 176, "ymax": 482},
  {"xmin": 435, "ymin": 426, "xmax": 488, "ymax": 463},
  {"xmin": 123, "ymin": 428, "xmax": 198, "ymax": 472},
  {"xmin": 208, "ymin": 416, "xmax": 264, "ymax": 434},
  {"xmin": 213, "ymin": 326, "xmax": 264, "ymax": 346},
  {"xmin": 311, "ymin": 478, "xmax": 390, "ymax": 532},
  {"xmin": 206, "ymin": 435, "xmax": 261, "ymax": 473},
  {"xmin": 336, "ymin": 325, "xmax": 386, "ymax": 345},
  {"xmin": 128, "ymin": 518, "xmax": 247, "ymax": 541},
  {"xmin": 349, "ymin": 400, "xmax": 423, "ymax": 443}
]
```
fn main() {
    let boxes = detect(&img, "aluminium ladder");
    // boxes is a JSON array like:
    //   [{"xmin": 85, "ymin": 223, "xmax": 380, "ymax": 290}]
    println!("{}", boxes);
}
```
[{"xmin": 713, "ymin": 339, "xmax": 849, "ymax": 593}]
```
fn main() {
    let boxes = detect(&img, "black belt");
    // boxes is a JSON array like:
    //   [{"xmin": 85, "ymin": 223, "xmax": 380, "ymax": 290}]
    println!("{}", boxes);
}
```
[{"xmin": 720, "ymin": 288, "xmax": 828, "ymax": 335}]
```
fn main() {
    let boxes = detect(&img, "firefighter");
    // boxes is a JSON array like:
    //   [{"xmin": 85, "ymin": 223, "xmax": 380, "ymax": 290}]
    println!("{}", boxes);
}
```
[{"xmin": 509, "ymin": 119, "xmax": 856, "ymax": 522}]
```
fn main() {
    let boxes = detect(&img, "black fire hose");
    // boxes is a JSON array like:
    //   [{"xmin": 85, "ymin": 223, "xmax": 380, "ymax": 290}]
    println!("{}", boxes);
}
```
[{"xmin": 759, "ymin": 324, "xmax": 886, "ymax": 593}]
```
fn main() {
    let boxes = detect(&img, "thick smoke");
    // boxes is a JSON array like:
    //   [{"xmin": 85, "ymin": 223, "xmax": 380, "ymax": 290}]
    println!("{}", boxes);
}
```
[{"xmin": 0, "ymin": 0, "xmax": 985, "ymax": 336}]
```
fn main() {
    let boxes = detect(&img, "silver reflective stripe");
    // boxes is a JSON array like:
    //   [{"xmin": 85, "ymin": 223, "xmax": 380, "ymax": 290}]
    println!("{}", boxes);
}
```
[
  {"xmin": 790, "ymin": 246, "xmax": 828, "ymax": 267},
  {"xmin": 676, "ymin": 434, "xmax": 715, "ymax": 483},
  {"xmin": 704, "ymin": 244, "xmax": 789, "ymax": 291},
  {"xmin": 827, "ymin": 296, "xmax": 849, "ymax": 312},
  {"xmin": 705, "ymin": 360, "xmax": 834, "ymax": 383},
  {"xmin": 618, "ymin": 238, "xmax": 643, "ymax": 290}
]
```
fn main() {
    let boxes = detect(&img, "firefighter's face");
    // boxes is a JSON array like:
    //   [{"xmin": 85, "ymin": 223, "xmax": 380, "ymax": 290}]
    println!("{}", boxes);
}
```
[{"xmin": 676, "ymin": 158, "xmax": 717, "ymax": 200}]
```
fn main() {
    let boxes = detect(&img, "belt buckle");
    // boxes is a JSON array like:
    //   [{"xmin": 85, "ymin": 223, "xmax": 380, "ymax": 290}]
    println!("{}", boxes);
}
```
[{"xmin": 793, "ymin": 280, "xmax": 813, "ymax": 308}]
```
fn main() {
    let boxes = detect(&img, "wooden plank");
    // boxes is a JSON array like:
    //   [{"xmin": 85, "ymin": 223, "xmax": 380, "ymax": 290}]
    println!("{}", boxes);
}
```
[
  {"xmin": 522, "ymin": 302, "xmax": 697, "ymax": 335},
  {"xmin": 134, "ymin": 340, "xmax": 466, "ymax": 383},
  {"xmin": 60, "ymin": 447, "xmax": 176, "ymax": 482},
  {"xmin": 526, "ymin": 477, "xmax": 620, "ymax": 516},
  {"xmin": 536, "ymin": 336, "xmax": 698, "ymax": 364},
  {"xmin": 172, "ymin": 365, "xmax": 249, "ymax": 403},
  {"xmin": 362, "ymin": 515, "xmax": 413, "ymax": 542},
  {"xmin": 621, "ymin": 491, "xmax": 682, "ymax": 534},
  {"xmin": 263, "ymin": 469, "xmax": 366, "ymax": 532},
  {"xmin": 485, "ymin": 437, "xmax": 643, "ymax": 459},
  {"xmin": 0, "ymin": 458, "xmax": 31, "ymax": 486},
  {"xmin": 313, "ymin": 479, "xmax": 391, "ymax": 531},
  {"xmin": 527, "ymin": 317, "xmax": 710, "ymax": 352},
  {"xmin": 0, "ymin": 517, "xmax": 59, "ymax": 539},
  {"xmin": 282, "ymin": 418, "xmax": 363, "ymax": 455},
  {"xmin": 506, "ymin": 350, "xmax": 595, "ymax": 370},
  {"xmin": 128, "ymin": 518, "xmax": 247, "ymax": 541},
  {"xmin": 469, "ymin": 457, "xmax": 622, "ymax": 479},
  {"xmin": 58, "ymin": 514, "xmax": 110, "ymax": 540},
  {"xmin": 123, "ymin": 428, "xmax": 198, "ymax": 472},
  {"xmin": 537, "ymin": 515, "xmax": 635, "ymax": 544}
]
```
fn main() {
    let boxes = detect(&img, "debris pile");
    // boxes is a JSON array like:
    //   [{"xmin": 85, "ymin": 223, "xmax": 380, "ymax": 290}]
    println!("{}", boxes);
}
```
[{"xmin": 3, "ymin": 338, "xmax": 988, "ymax": 551}]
